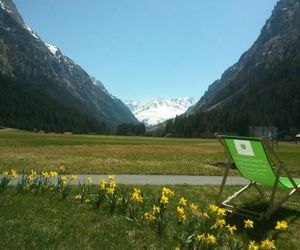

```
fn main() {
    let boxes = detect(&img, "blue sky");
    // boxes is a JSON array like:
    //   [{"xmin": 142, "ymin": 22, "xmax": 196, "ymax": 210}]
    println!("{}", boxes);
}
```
[{"xmin": 14, "ymin": 0, "xmax": 277, "ymax": 101}]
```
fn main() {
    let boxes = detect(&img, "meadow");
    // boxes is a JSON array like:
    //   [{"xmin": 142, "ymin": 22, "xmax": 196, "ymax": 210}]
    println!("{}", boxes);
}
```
[
  {"xmin": 0, "ymin": 184, "xmax": 299, "ymax": 250},
  {"xmin": 0, "ymin": 129, "xmax": 299, "ymax": 176},
  {"xmin": 0, "ymin": 129, "xmax": 299, "ymax": 249}
]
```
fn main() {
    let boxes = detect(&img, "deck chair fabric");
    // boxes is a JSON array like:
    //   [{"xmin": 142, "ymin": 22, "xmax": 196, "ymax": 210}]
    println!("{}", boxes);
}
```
[{"xmin": 216, "ymin": 134, "xmax": 300, "ymax": 220}]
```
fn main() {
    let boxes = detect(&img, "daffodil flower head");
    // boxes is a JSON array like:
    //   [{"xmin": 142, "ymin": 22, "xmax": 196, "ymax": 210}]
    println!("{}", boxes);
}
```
[
  {"xmin": 226, "ymin": 224, "xmax": 237, "ymax": 234},
  {"xmin": 206, "ymin": 234, "xmax": 217, "ymax": 245},
  {"xmin": 50, "ymin": 171, "xmax": 58, "ymax": 177},
  {"xmin": 71, "ymin": 175, "xmax": 78, "ymax": 181},
  {"xmin": 42, "ymin": 171, "xmax": 50, "ymax": 178},
  {"xmin": 144, "ymin": 212, "xmax": 156, "ymax": 222},
  {"xmin": 176, "ymin": 206, "xmax": 187, "ymax": 221},
  {"xmin": 61, "ymin": 176, "xmax": 68, "ymax": 185},
  {"xmin": 248, "ymin": 241, "xmax": 259, "ymax": 250},
  {"xmin": 217, "ymin": 207, "xmax": 226, "ymax": 217},
  {"xmin": 152, "ymin": 205, "xmax": 160, "ymax": 214},
  {"xmin": 108, "ymin": 175, "xmax": 115, "ymax": 181},
  {"xmin": 160, "ymin": 195, "xmax": 169, "ymax": 205},
  {"xmin": 260, "ymin": 239, "xmax": 276, "ymax": 250},
  {"xmin": 211, "ymin": 219, "xmax": 226, "ymax": 229},
  {"xmin": 74, "ymin": 194, "xmax": 81, "ymax": 200},
  {"xmin": 11, "ymin": 169, "xmax": 18, "ymax": 178},
  {"xmin": 99, "ymin": 179, "xmax": 106, "ymax": 190},
  {"xmin": 131, "ymin": 188, "xmax": 143, "ymax": 203},
  {"xmin": 275, "ymin": 220, "xmax": 288, "ymax": 231},
  {"xmin": 178, "ymin": 197, "xmax": 187, "ymax": 207},
  {"xmin": 244, "ymin": 219, "xmax": 254, "ymax": 229},
  {"xmin": 189, "ymin": 203, "xmax": 198, "ymax": 213},
  {"xmin": 196, "ymin": 233, "xmax": 205, "ymax": 242},
  {"xmin": 107, "ymin": 187, "xmax": 115, "ymax": 195},
  {"xmin": 161, "ymin": 187, "xmax": 175, "ymax": 197},
  {"xmin": 87, "ymin": 177, "xmax": 93, "ymax": 184},
  {"xmin": 209, "ymin": 204, "xmax": 219, "ymax": 213},
  {"xmin": 2, "ymin": 171, "xmax": 9, "ymax": 177}
]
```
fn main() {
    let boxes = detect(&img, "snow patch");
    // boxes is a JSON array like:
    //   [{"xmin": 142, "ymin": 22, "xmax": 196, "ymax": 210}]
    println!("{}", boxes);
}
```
[
  {"xmin": 0, "ymin": 0, "xmax": 12, "ymax": 13},
  {"xmin": 24, "ymin": 24, "xmax": 39, "ymax": 39},
  {"xmin": 46, "ymin": 43, "xmax": 59, "ymax": 56},
  {"xmin": 125, "ymin": 97, "xmax": 197, "ymax": 126}
]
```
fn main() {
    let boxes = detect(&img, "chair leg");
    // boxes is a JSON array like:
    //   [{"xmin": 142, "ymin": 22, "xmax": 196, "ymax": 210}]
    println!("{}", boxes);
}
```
[
  {"xmin": 216, "ymin": 164, "xmax": 230, "ymax": 205},
  {"xmin": 265, "ymin": 184, "xmax": 300, "ymax": 220}
]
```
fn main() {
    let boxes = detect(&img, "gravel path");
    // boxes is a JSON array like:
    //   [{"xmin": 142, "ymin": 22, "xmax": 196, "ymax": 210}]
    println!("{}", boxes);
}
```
[{"xmin": 8, "ymin": 174, "xmax": 249, "ymax": 186}]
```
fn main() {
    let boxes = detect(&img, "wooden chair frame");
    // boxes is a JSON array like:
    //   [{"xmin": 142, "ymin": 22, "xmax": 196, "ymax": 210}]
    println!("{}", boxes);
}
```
[{"xmin": 215, "ymin": 133, "xmax": 300, "ymax": 221}]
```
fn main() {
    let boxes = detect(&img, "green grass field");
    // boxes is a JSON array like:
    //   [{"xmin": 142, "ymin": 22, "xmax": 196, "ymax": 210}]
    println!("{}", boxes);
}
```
[
  {"xmin": 0, "ymin": 185, "xmax": 299, "ymax": 249},
  {"xmin": 0, "ymin": 129, "xmax": 299, "ymax": 176},
  {"xmin": 0, "ymin": 129, "xmax": 299, "ymax": 249}
]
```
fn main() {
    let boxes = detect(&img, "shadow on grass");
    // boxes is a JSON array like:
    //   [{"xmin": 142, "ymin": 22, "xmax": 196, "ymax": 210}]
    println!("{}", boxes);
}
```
[{"xmin": 226, "ymin": 202, "xmax": 300, "ymax": 241}]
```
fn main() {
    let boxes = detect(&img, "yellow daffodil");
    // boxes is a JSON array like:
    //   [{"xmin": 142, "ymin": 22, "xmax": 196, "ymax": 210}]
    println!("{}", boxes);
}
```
[
  {"xmin": 209, "ymin": 204, "xmax": 219, "ymax": 213},
  {"xmin": 152, "ymin": 205, "xmax": 160, "ymax": 214},
  {"xmin": 189, "ymin": 203, "xmax": 198, "ymax": 213},
  {"xmin": 61, "ymin": 176, "xmax": 68, "ymax": 185},
  {"xmin": 206, "ymin": 234, "xmax": 217, "ymax": 245},
  {"xmin": 248, "ymin": 241, "xmax": 259, "ymax": 250},
  {"xmin": 176, "ymin": 206, "xmax": 187, "ymax": 221},
  {"xmin": 143, "ymin": 212, "xmax": 156, "ymax": 222},
  {"xmin": 74, "ymin": 194, "xmax": 81, "ymax": 200},
  {"xmin": 11, "ymin": 169, "xmax": 18, "ymax": 178},
  {"xmin": 2, "ymin": 171, "xmax": 9, "ymax": 177},
  {"xmin": 202, "ymin": 212, "xmax": 209, "ymax": 219},
  {"xmin": 99, "ymin": 179, "xmax": 106, "ymax": 190},
  {"xmin": 226, "ymin": 224, "xmax": 237, "ymax": 234},
  {"xmin": 87, "ymin": 177, "xmax": 93, "ymax": 184},
  {"xmin": 42, "ymin": 171, "xmax": 50, "ymax": 178},
  {"xmin": 161, "ymin": 187, "xmax": 175, "ymax": 197},
  {"xmin": 131, "ymin": 188, "xmax": 143, "ymax": 203},
  {"xmin": 179, "ymin": 197, "xmax": 187, "ymax": 207},
  {"xmin": 30, "ymin": 169, "xmax": 36, "ymax": 175},
  {"xmin": 260, "ymin": 239, "xmax": 276, "ymax": 250},
  {"xmin": 244, "ymin": 219, "xmax": 254, "ymax": 229},
  {"xmin": 50, "ymin": 171, "xmax": 58, "ymax": 177},
  {"xmin": 160, "ymin": 195, "xmax": 169, "ymax": 205},
  {"xmin": 107, "ymin": 187, "xmax": 115, "ymax": 195},
  {"xmin": 28, "ymin": 174, "xmax": 35, "ymax": 181},
  {"xmin": 117, "ymin": 197, "xmax": 123, "ymax": 205},
  {"xmin": 109, "ymin": 181, "xmax": 117, "ymax": 189},
  {"xmin": 71, "ymin": 175, "xmax": 78, "ymax": 181},
  {"xmin": 211, "ymin": 219, "xmax": 226, "ymax": 229},
  {"xmin": 217, "ymin": 207, "xmax": 226, "ymax": 217},
  {"xmin": 108, "ymin": 175, "xmax": 115, "ymax": 181},
  {"xmin": 275, "ymin": 220, "xmax": 288, "ymax": 231},
  {"xmin": 60, "ymin": 165, "xmax": 65, "ymax": 171},
  {"xmin": 196, "ymin": 233, "xmax": 205, "ymax": 242}
]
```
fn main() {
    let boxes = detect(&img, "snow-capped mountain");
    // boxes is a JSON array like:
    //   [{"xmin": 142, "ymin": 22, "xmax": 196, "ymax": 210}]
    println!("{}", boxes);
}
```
[{"xmin": 125, "ymin": 97, "xmax": 197, "ymax": 126}]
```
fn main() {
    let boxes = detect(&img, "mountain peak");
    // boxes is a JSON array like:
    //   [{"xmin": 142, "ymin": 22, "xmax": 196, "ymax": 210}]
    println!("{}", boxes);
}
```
[{"xmin": 125, "ymin": 97, "xmax": 197, "ymax": 126}]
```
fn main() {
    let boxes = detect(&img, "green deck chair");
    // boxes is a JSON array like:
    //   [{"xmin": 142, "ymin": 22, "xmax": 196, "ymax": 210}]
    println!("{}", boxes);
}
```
[{"xmin": 215, "ymin": 134, "xmax": 300, "ymax": 220}]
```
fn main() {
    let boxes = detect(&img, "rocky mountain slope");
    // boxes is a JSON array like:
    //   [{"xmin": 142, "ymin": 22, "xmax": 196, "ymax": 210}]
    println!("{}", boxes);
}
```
[
  {"xmin": 162, "ymin": 0, "xmax": 300, "ymax": 137},
  {"xmin": 125, "ymin": 97, "xmax": 196, "ymax": 126},
  {"xmin": 0, "ymin": 0, "xmax": 138, "ymax": 132},
  {"xmin": 191, "ymin": 0, "xmax": 300, "ymax": 114}
]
